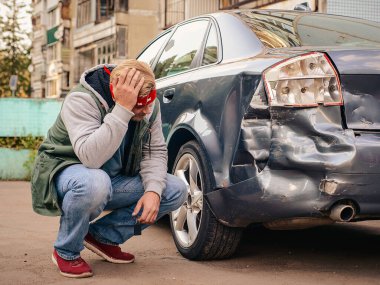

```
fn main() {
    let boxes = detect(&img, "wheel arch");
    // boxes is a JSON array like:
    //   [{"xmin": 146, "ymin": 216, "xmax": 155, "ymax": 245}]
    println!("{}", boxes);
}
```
[
  {"xmin": 167, "ymin": 127, "xmax": 197, "ymax": 173},
  {"xmin": 167, "ymin": 125, "xmax": 218, "ymax": 188}
]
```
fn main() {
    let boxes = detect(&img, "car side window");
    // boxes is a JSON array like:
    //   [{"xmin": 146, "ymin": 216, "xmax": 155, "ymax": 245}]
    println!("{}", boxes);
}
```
[
  {"xmin": 137, "ymin": 32, "xmax": 171, "ymax": 67},
  {"xmin": 154, "ymin": 20, "xmax": 210, "ymax": 79},
  {"xmin": 202, "ymin": 24, "xmax": 219, "ymax": 66}
]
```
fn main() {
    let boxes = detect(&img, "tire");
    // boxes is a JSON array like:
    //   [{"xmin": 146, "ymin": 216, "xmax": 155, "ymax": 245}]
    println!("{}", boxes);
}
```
[{"xmin": 170, "ymin": 140, "xmax": 242, "ymax": 260}]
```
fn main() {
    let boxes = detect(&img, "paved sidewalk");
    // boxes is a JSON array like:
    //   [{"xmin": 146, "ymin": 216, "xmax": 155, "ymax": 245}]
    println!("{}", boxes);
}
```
[
  {"xmin": 2, "ymin": 181, "xmax": 380, "ymax": 285},
  {"xmin": 0, "ymin": 181, "xmax": 196, "ymax": 285}
]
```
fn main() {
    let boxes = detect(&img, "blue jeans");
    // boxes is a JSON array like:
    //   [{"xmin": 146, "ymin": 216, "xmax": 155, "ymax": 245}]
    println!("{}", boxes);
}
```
[{"xmin": 53, "ymin": 164, "xmax": 187, "ymax": 260}]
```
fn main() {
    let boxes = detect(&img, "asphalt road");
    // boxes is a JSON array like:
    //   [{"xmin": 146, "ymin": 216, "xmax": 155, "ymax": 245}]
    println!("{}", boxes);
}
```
[{"xmin": 1, "ymin": 181, "xmax": 380, "ymax": 285}]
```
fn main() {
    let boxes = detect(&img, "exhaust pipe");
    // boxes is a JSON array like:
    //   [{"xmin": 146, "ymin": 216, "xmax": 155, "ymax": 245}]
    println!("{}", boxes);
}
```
[{"xmin": 330, "ymin": 204, "xmax": 356, "ymax": 222}]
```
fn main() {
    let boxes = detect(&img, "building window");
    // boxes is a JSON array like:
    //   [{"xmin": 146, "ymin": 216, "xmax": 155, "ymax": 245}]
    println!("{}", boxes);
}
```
[
  {"xmin": 165, "ymin": 0, "xmax": 185, "ymax": 28},
  {"xmin": 47, "ymin": 44, "xmax": 58, "ymax": 62},
  {"xmin": 97, "ymin": 40, "xmax": 115, "ymax": 64},
  {"xmin": 46, "ymin": 79, "xmax": 58, "ymax": 97},
  {"xmin": 219, "ymin": 0, "xmax": 257, "ymax": 9},
  {"xmin": 97, "ymin": 0, "xmax": 114, "ymax": 22},
  {"xmin": 117, "ymin": 26, "xmax": 126, "ymax": 57},
  {"xmin": 47, "ymin": 7, "xmax": 59, "ymax": 28},
  {"xmin": 32, "ymin": 14, "xmax": 41, "ymax": 28},
  {"xmin": 115, "ymin": 0, "xmax": 128, "ymax": 12},
  {"xmin": 77, "ymin": 0, "xmax": 92, "ymax": 27},
  {"xmin": 63, "ymin": 28, "xmax": 70, "ymax": 47},
  {"xmin": 64, "ymin": 72, "xmax": 70, "ymax": 88},
  {"xmin": 75, "ymin": 49, "xmax": 95, "ymax": 82}
]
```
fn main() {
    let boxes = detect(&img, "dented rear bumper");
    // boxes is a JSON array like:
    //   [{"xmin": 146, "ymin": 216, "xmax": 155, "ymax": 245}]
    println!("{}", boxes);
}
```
[
  {"xmin": 206, "ymin": 169, "xmax": 380, "ymax": 227},
  {"xmin": 205, "ymin": 105, "xmax": 380, "ymax": 227}
]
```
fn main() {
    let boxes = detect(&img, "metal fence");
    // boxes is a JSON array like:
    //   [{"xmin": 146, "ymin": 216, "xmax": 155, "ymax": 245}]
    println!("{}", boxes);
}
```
[
  {"xmin": 0, "ymin": 98, "xmax": 62, "ymax": 137},
  {"xmin": 327, "ymin": 0, "xmax": 380, "ymax": 22}
]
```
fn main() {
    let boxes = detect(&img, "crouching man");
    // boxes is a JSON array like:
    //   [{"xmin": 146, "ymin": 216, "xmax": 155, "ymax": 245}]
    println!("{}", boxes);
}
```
[{"xmin": 31, "ymin": 59, "xmax": 187, "ymax": 278}]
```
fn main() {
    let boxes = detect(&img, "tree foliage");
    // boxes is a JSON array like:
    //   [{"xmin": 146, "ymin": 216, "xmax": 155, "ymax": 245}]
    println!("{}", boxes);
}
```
[{"xmin": 0, "ymin": 0, "xmax": 31, "ymax": 97}]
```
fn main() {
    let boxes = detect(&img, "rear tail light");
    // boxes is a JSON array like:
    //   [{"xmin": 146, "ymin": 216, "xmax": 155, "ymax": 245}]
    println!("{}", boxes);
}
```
[{"xmin": 263, "ymin": 52, "xmax": 343, "ymax": 107}]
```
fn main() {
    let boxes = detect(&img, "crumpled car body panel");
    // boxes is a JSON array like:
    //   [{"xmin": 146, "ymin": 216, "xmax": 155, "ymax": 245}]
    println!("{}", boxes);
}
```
[{"xmin": 146, "ymin": 11, "xmax": 380, "ymax": 228}]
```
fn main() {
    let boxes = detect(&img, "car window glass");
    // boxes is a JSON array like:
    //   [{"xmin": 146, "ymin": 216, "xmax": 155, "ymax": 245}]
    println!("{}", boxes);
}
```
[
  {"xmin": 154, "ymin": 20, "xmax": 209, "ymax": 79},
  {"xmin": 137, "ymin": 32, "xmax": 171, "ymax": 66},
  {"xmin": 202, "ymin": 24, "xmax": 218, "ymax": 66}
]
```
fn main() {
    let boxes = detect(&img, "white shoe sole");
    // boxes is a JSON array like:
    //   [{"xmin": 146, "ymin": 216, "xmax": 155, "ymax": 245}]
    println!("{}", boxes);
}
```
[
  {"xmin": 51, "ymin": 254, "xmax": 93, "ymax": 278},
  {"xmin": 83, "ymin": 240, "xmax": 135, "ymax": 264}
]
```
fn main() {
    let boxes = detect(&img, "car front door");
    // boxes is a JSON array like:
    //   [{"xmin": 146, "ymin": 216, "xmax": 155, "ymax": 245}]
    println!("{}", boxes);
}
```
[{"xmin": 151, "ymin": 19, "xmax": 211, "ymax": 139}]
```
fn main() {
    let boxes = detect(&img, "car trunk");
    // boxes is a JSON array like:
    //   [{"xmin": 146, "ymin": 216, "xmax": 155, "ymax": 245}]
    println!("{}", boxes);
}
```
[{"xmin": 326, "ymin": 49, "xmax": 380, "ymax": 131}]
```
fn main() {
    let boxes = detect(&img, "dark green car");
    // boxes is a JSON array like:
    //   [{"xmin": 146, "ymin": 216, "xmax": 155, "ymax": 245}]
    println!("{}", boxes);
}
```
[{"xmin": 137, "ymin": 9, "xmax": 380, "ymax": 260}]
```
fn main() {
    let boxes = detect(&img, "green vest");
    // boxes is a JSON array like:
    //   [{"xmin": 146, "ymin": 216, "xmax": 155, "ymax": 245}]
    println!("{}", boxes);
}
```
[{"xmin": 31, "ymin": 85, "xmax": 159, "ymax": 216}]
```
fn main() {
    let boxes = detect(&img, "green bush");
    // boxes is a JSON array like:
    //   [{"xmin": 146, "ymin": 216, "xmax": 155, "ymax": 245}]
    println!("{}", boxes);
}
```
[
  {"xmin": 0, "ymin": 135, "xmax": 44, "ymax": 180},
  {"xmin": 0, "ymin": 135, "xmax": 43, "ymax": 150}
]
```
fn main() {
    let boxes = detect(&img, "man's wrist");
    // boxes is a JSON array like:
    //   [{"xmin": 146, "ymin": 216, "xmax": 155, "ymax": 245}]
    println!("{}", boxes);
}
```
[
  {"xmin": 145, "ymin": 182, "xmax": 163, "ymax": 198},
  {"xmin": 144, "ymin": 190, "xmax": 161, "ymax": 200},
  {"xmin": 112, "ymin": 103, "xmax": 135, "ymax": 122}
]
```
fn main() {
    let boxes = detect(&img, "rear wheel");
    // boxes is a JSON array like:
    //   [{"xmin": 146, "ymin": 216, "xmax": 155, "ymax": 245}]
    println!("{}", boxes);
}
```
[{"xmin": 170, "ymin": 140, "xmax": 242, "ymax": 260}]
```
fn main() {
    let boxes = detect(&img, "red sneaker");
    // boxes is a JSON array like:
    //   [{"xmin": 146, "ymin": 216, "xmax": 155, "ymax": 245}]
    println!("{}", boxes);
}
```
[
  {"xmin": 51, "ymin": 249, "xmax": 93, "ymax": 278},
  {"xmin": 84, "ymin": 233, "xmax": 135, "ymax": 264}
]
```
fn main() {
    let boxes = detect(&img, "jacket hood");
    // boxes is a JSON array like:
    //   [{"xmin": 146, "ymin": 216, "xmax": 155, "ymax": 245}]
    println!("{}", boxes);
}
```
[{"xmin": 79, "ymin": 64, "xmax": 116, "ymax": 110}]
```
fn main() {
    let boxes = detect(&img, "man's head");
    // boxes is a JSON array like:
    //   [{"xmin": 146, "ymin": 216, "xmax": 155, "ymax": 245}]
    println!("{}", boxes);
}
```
[{"xmin": 110, "ymin": 59, "xmax": 156, "ymax": 121}]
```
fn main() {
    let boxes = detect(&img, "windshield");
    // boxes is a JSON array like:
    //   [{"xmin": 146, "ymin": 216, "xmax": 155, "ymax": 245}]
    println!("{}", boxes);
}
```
[{"xmin": 233, "ymin": 10, "xmax": 380, "ymax": 48}]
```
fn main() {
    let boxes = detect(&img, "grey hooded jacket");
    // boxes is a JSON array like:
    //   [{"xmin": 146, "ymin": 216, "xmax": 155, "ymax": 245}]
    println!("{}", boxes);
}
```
[{"xmin": 31, "ymin": 64, "xmax": 168, "ymax": 216}]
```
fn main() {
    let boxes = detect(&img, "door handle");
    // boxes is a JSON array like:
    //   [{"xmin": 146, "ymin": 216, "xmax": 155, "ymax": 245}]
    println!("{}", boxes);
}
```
[{"xmin": 163, "ymin": 88, "xmax": 175, "ymax": 103}]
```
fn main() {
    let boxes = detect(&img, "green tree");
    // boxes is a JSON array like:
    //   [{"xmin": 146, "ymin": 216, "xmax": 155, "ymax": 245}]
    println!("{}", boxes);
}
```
[{"xmin": 0, "ymin": 0, "xmax": 31, "ymax": 97}]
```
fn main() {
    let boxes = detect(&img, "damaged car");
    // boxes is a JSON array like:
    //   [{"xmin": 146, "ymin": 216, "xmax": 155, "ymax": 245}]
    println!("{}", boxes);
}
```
[{"xmin": 136, "ymin": 9, "xmax": 380, "ymax": 260}]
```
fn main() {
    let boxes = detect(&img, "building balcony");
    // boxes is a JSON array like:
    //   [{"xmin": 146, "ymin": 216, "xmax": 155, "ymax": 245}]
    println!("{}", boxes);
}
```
[{"xmin": 73, "ymin": 18, "xmax": 116, "ymax": 48}]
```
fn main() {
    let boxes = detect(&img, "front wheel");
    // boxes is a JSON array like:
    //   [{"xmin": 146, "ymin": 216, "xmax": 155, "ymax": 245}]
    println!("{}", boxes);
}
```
[{"xmin": 170, "ymin": 140, "xmax": 242, "ymax": 260}]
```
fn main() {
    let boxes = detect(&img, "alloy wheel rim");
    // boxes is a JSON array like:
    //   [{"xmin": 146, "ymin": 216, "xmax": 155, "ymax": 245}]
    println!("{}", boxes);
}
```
[{"xmin": 171, "ymin": 153, "xmax": 204, "ymax": 248}]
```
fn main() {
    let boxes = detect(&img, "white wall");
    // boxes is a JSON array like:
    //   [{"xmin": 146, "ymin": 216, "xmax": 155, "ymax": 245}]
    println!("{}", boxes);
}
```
[
  {"xmin": 327, "ymin": 0, "xmax": 380, "ymax": 22},
  {"xmin": 259, "ymin": 0, "xmax": 316, "ymax": 10}
]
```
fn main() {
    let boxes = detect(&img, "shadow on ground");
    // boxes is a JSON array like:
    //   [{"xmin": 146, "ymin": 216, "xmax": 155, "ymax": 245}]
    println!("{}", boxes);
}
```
[{"xmin": 158, "ymin": 216, "xmax": 380, "ymax": 278}]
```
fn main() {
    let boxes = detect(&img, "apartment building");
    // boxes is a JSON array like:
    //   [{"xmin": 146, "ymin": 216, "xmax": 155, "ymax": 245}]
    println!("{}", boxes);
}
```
[
  {"xmin": 31, "ymin": 0, "xmax": 320, "ymax": 98},
  {"xmin": 165, "ymin": 0, "xmax": 317, "ymax": 27},
  {"xmin": 31, "ymin": 0, "xmax": 163, "ymax": 98}
]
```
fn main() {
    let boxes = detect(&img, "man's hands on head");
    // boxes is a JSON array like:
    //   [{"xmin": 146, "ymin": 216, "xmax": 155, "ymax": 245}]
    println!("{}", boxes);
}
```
[
  {"xmin": 112, "ymin": 68, "xmax": 144, "ymax": 111},
  {"xmin": 132, "ymin": 191, "xmax": 160, "ymax": 224},
  {"xmin": 111, "ymin": 68, "xmax": 160, "ymax": 224}
]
